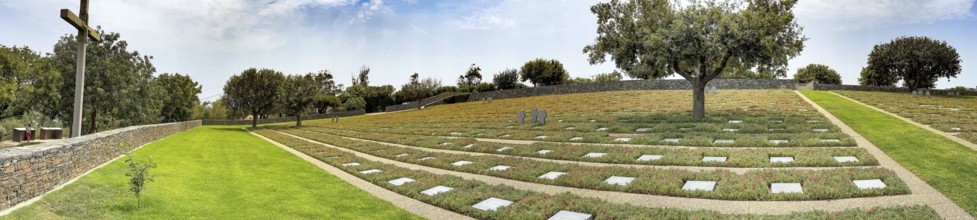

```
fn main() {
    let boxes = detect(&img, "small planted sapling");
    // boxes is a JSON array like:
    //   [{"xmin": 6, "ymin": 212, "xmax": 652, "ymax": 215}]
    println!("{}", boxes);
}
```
[{"xmin": 125, "ymin": 152, "xmax": 157, "ymax": 208}]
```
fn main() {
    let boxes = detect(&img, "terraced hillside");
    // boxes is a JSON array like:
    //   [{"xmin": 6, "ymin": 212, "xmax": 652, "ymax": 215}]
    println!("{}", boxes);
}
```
[{"xmin": 253, "ymin": 90, "xmax": 962, "ymax": 219}]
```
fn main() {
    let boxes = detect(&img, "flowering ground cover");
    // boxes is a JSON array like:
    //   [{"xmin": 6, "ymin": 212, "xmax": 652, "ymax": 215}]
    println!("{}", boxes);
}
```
[
  {"xmin": 253, "ymin": 128, "xmax": 941, "ymax": 219},
  {"xmin": 833, "ymin": 90, "xmax": 977, "ymax": 145},
  {"xmin": 306, "ymin": 90, "xmax": 853, "ymax": 147},
  {"xmin": 299, "ymin": 127, "xmax": 879, "ymax": 168},
  {"xmin": 274, "ymin": 127, "xmax": 908, "ymax": 201}
]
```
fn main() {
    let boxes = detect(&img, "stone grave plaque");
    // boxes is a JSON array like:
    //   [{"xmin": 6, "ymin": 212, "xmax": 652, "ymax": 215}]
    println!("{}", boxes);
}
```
[
  {"xmin": 771, "ymin": 183, "xmax": 803, "ymax": 193},
  {"xmin": 812, "ymin": 128, "xmax": 829, "ymax": 132},
  {"xmin": 538, "ymin": 171, "xmax": 567, "ymax": 180},
  {"xmin": 728, "ymin": 120, "xmax": 743, "ymax": 124},
  {"xmin": 548, "ymin": 210, "xmax": 592, "ymax": 220},
  {"xmin": 518, "ymin": 110, "xmax": 526, "ymax": 124},
  {"xmin": 702, "ymin": 156, "xmax": 727, "ymax": 162},
  {"xmin": 663, "ymin": 138, "xmax": 681, "ymax": 143},
  {"xmin": 821, "ymin": 139, "xmax": 841, "ymax": 143},
  {"xmin": 853, "ymin": 179, "xmax": 887, "ymax": 189},
  {"xmin": 531, "ymin": 109, "xmax": 538, "ymax": 123},
  {"xmin": 418, "ymin": 157, "xmax": 436, "ymax": 161},
  {"xmin": 497, "ymin": 146, "xmax": 512, "ymax": 152},
  {"xmin": 472, "ymin": 197, "xmax": 514, "ymax": 211},
  {"xmin": 539, "ymin": 110, "xmax": 547, "ymax": 125},
  {"xmin": 722, "ymin": 128, "xmax": 739, "ymax": 132},
  {"xmin": 770, "ymin": 156, "xmax": 794, "ymax": 163},
  {"xmin": 569, "ymin": 137, "xmax": 583, "ymax": 141},
  {"xmin": 396, "ymin": 154, "xmax": 409, "ymax": 158},
  {"xmin": 713, "ymin": 139, "xmax": 735, "ymax": 144},
  {"xmin": 462, "ymin": 144, "xmax": 474, "ymax": 149},
  {"xmin": 534, "ymin": 136, "xmax": 547, "ymax": 140},
  {"xmin": 341, "ymin": 162, "xmax": 361, "ymax": 167},
  {"xmin": 833, "ymin": 156, "xmax": 859, "ymax": 163},
  {"xmin": 421, "ymin": 185, "xmax": 453, "ymax": 196},
  {"xmin": 360, "ymin": 169, "xmax": 382, "ymax": 174},
  {"xmin": 635, "ymin": 128, "xmax": 652, "ymax": 132},
  {"xmin": 452, "ymin": 160, "xmax": 473, "ymax": 166},
  {"xmin": 537, "ymin": 149, "xmax": 552, "ymax": 154},
  {"xmin": 596, "ymin": 127, "xmax": 608, "ymax": 131},
  {"xmin": 488, "ymin": 165, "xmax": 511, "ymax": 171},
  {"xmin": 925, "ymin": 90, "xmax": 931, "ymax": 97},
  {"xmin": 614, "ymin": 137, "xmax": 631, "ymax": 142},
  {"xmin": 388, "ymin": 177, "xmax": 415, "ymax": 186},
  {"xmin": 636, "ymin": 155, "xmax": 663, "ymax": 161},
  {"xmin": 682, "ymin": 181, "xmax": 716, "ymax": 191},
  {"xmin": 604, "ymin": 176, "xmax": 636, "ymax": 186},
  {"xmin": 582, "ymin": 152, "xmax": 607, "ymax": 158},
  {"xmin": 769, "ymin": 140, "xmax": 789, "ymax": 144}
]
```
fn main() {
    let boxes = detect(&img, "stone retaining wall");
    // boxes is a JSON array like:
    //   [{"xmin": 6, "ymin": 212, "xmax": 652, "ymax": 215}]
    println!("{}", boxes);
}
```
[
  {"xmin": 0, "ymin": 120, "xmax": 201, "ymax": 211},
  {"xmin": 815, "ymin": 84, "xmax": 977, "ymax": 96},
  {"xmin": 201, "ymin": 110, "xmax": 366, "ymax": 125},
  {"xmin": 469, "ymin": 79, "xmax": 796, "ymax": 101},
  {"xmin": 385, "ymin": 92, "xmax": 468, "ymax": 112}
]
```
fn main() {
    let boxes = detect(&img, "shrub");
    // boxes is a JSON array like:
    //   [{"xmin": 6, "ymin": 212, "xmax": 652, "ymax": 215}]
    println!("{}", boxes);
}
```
[{"xmin": 125, "ymin": 152, "xmax": 156, "ymax": 209}]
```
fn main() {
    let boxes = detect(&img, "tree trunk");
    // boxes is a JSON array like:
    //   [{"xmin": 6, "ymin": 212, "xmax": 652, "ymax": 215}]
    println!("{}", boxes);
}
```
[
  {"xmin": 251, "ymin": 112, "xmax": 258, "ymax": 128},
  {"xmin": 87, "ymin": 109, "xmax": 97, "ymax": 135},
  {"xmin": 296, "ymin": 113, "xmax": 302, "ymax": 127},
  {"xmin": 692, "ymin": 82, "xmax": 706, "ymax": 119}
]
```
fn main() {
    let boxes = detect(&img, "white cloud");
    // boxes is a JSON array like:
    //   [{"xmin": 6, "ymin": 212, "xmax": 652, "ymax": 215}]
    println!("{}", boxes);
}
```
[
  {"xmin": 355, "ymin": 0, "xmax": 393, "ymax": 22},
  {"xmin": 260, "ymin": 0, "xmax": 353, "ymax": 15},
  {"xmin": 796, "ymin": 0, "xmax": 975, "ymax": 30},
  {"xmin": 455, "ymin": 6, "xmax": 516, "ymax": 30}
]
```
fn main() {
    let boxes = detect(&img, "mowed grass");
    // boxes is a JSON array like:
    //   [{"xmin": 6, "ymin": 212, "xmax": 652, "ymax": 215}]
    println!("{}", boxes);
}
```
[
  {"xmin": 802, "ymin": 91, "xmax": 977, "ymax": 216},
  {"xmin": 2, "ymin": 126, "xmax": 421, "ymax": 219}
]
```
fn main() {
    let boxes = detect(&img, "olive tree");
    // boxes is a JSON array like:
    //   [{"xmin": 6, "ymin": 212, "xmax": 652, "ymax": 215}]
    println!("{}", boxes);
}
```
[
  {"xmin": 222, "ymin": 68, "xmax": 285, "ymax": 127},
  {"xmin": 492, "ymin": 68, "xmax": 520, "ymax": 90},
  {"xmin": 794, "ymin": 64, "xmax": 841, "ymax": 84},
  {"xmin": 282, "ymin": 73, "xmax": 318, "ymax": 126},
  {"xmin": 519, "ymin": 58, "xmax": 569, "ymax": 86},
  {"xmin": 583, "ymin": 0, "xmax": 805, "ymax": 119},
  {"xmin": 866, "ymin": 36, "xmax": 961, "ymax": 90},
  {"xmin": 858, "ymin": 67, "xmax": 897, "ymax": 87}
]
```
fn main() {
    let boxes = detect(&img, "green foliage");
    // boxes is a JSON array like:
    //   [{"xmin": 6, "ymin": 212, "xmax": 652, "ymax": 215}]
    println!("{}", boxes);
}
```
[
  {"xmin": 594, "ymin": 71, "xmax": 624, "ymax": 82},
  {"xmin": 948, "ymin": 86, "xmax": 970, "ymax": 92},
  {"xmin": 519, "ymin": 58, "xmax": 569, "ymax": 86},
  {"xmin": 1, "ymin": 45, "xmax": 62, "ymax": 122},
  {"xmin": 867, "ymin": 36, "xmax": 961, "ymax": 90},
  {"xmin": 719, "ymin": 64, "xmax": 777, "ymax": 79},
  {"xmin": 313, "ymin": 70, "xmax": 342, "ymax": 95},
  {"xmin": 354, "ymin": 65, "xmax": 370, "ymax": 86},
  {"xmin": 51, "ymin": 29, "xmax": 164, "ymax": 133},
  {"xmin": 858, "ymin": 67, "xmax": 897, "ymax": 87},
  {"xmin": 343, "ymin": 96, "xmax": 366, "ymax": 110},
  {"xmin": 282, "ymin": 74, "xmax": 319, "ymax": 126},
  {"xmin": 435, "ymin": 86, "xmax": 458, "ymax": 94},
  {"xmin": 794, "ymin": 64, "xmax": 842, "ymax": 84},
  {"xmin": 457, "ymin": 63, "xmax": 482, "ymax": 87},
  {"xmin": 584, "ymin": 0, "xmax": 805, "ymax": 118},
  {"xmin": 222, "ymin": 68, "xmax": 285, "ymax": 127},
  {"xmin": 156, "ymin": 73, "xmax": 201, "ymax": 122},
  {"xmin": 568, "ymin": 77, "xmax": 594, "ymax": 85},
  {"xmin": 395, "ymin": 73, "xmax": 442, "ymax": 103},
  {"xmin": 125, "ymin": 152, "xmax": 156, "ymax": 209},
  {"xmin": 313, "ymin": 95, "xmax": 341, "ymax": 114},
  {"xmin": 363, "ymin": 85, "xmax": 396, "ymax": 112},
  {"xmin": 492, "ymin": 68, "xmax": 520, "ymax": 90}
]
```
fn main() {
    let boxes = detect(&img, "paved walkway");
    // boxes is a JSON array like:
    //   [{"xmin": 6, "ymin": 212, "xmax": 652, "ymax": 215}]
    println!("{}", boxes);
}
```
[
  {"xmin": 795, "ymin": 91, "xmax": 972, "ymax": 219},
  {"xmin": 249, "ymin": 130, "xmax": 474, "ymax": 220},
  {"xmin": 300, "ymin": 129, "xmax": 879, "ymax": 175},
  {"xmin": 829, "ymin": 91, "xmax": 977, "ymax": 152},
  {"xmin": 270, "ymin": 129, "xmax": 959, "ymax": 217}
]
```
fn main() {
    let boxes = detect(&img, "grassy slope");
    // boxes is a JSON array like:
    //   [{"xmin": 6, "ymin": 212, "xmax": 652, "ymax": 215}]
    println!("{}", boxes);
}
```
[
  {"xmin": 2, "ymin": 126, "xmax": 421, "ymax": 220},
  {"xmin": 802, "ymin": 91, "xmax": 977, "ymax": 216}
]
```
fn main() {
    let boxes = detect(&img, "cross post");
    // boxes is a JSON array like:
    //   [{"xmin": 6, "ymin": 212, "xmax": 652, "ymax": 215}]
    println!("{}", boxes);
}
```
[{"xmin": 61, "ymin": 0, "xmax": 100, "ymax": 137}]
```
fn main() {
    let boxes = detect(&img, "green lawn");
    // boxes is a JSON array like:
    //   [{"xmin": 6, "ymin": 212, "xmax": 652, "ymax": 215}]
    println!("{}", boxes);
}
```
[
  {"xmin": 802, "ymin": 91, "xmax": 977, "ymax": 216},
  {"xmin": 1, "ymin": 126, "xmax": 421, "ymax": 219}
]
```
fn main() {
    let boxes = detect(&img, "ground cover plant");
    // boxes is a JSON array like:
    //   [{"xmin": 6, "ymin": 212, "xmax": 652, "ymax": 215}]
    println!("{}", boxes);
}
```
[
  {"xmin": 1, "ymin": 126, "xmax": 421, "ymax": 219},
  {"xmin": 272, "ymin": 128, "xmax": 908, "ymax": 201},
  {"xmin": 306, "ymin": 90, "xmax": 855, "ymax": 147},
  {"xmin": 833, "ymin": 90, "xmax": 977, "ymax": 145},
  {"xmin": 803, "ymin": 91, "xmax": 977, "ymax": 216},
  {"xmin": 300, "ymin": 126, "xmax": 879, "ymax": 168},
  {"xmin": 253, "ymin": 128, "xmax": 941, "ymax": 219}
]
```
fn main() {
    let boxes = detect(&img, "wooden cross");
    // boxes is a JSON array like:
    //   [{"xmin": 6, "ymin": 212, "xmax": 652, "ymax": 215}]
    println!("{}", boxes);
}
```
[{"xmin": 60, "ymin": 0, "xmax": 100, "ymax": 137}]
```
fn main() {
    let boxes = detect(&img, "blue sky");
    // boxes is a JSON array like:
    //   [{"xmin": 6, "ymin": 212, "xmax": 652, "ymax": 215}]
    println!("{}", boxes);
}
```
[{"xmin": 2, "ymin": 0, "xmax": 975, "ymax": 101}]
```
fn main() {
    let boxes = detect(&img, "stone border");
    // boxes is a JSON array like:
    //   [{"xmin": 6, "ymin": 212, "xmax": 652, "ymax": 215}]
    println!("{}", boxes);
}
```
[
  {"xmin": 0, "ymin": 120, "xmax": 201, "ymax": 212},
  {"xmin": 201, "ymin": 110, "xmax": 365, "ymax": 125},
  {"xmin": 469, "ymin": 79, "xmax": 796, "ymax": 101},
  {"xmin": 385, "ymin": 92, "xmax": 468, "ymax": 112}
]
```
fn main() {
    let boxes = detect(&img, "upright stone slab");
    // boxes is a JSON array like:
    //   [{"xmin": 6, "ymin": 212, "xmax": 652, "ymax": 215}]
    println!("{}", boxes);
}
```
[
  {"xmin": 531, "ymin": 109, "xmax": 538, "ymax": 123},
  {"xmin": 516, "ymin": 111, "xmax": 526, "ymax": 124},
  {"xmin": 539, "ymin": 110, "xmax": 547, "ymax": 125}
]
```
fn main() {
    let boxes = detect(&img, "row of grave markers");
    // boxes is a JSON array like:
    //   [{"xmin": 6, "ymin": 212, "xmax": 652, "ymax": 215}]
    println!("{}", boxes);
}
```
[{"xmin": 518, "ymin": 109, "xmax": 548, "ymax": 125}]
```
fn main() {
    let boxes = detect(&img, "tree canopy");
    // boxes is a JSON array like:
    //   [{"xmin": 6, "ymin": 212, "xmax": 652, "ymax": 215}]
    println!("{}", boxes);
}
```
[
  {"xmin": 519, "ymin": 58, "xmax": 569, "ymax": 86},
  {"xmin": 583, "ymin": 0, "xmax": 805, "ymax": 118},
  {"xmin": 858, "ymin": 67, "xmax": 898, "ymax": 87},
  {"xmin": 222, "ymin": 68, "xmax": 285, "ymax": 127},
  {"xmin": 866, "ymin": 36, "xmax": 961, "ymax": 90},
  {"xmin": 794, "ymin": 64, "xmax": 841, "ymax": 85},
  {"xmin": 156, "ymin": 73, "xmax": 201, "ymax": 122},
  {"xmin": 492, "ymin": 68, "xmax": 520, "ymax": 90},
  {"xmin": 457, "ymin": 64, "xmax": 482, "ymax": 87},
  {"xmin": 282, "ymin": 73, "xmax": 319, "ymax": 126}
]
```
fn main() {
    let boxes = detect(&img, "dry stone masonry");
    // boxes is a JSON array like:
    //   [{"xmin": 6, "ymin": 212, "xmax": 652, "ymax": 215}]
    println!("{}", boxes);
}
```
[{"xmin": 0, "ymin": 120, "xmax": 200, "ymax": 211}]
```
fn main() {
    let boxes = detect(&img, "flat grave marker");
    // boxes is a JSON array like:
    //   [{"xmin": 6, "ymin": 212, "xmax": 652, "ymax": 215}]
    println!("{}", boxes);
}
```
[
  {"xmin": 497, "ymin": 146, "xmax": 512, "ymax": 152},
  {"xmin": 728, "ymin": 120, "xmax": 743, "ymax": 124},
  {"xmin": 663, "ymin": 138, "xmax": 682, "ymax": 143},
  {"xmin": 702, "ymin": 156, "xmax": 727, "ymax": 162},
  {"xmin": 548, "ymin": 210, "xmax": 592, "ymax": 220},
  {"xmin": 418, "ymin": 157, "xmax": 436, "ymax": 161},
  {"xmin": 569, "ymin": 137, "xmax": 583, "ymax": 141},
  {"xmin": 770, "ymin": 156, "xmax": 794, "ymax": 163},
  {"xmin": 722, "ymin": 128, "xmax": 739, "ymax": 132},
  {"xmin": 535, "ymin": 136, "xmax": 548, "ymax": 139},
  {"xmin": 396, "ymin": 154, "xmax": 409, "ymax": 158},
  {"xmin": 769, "ymin": 140, "xmax": 789, "ymax": 144},
  {"xmin": 604, "ymin": 176, "xmax": 636, "ymax": 186},
  {"xmin": 636, "ymin": 155, "xmax": 663, "ymax": 161},
  {"xmin": 341, "ymin": 162, "xmax": 361, "ymax": 167},
  {"xmin": 596, "ymin": 127, "xmax": 609, "ymax": 131},
  {"xmin": 472, "ymin": 197, "xmax": 514, "ymax": 211},
  {"xmin": 388, "ymin": 177, "xmax": 415, "ymax": 186},
  {"xmin": 833, "ymin": 156, "xmax": 859, "ymax": 163},
  {"xmin": 812, "ymin": 128, "xmax": 829, "ymax": 132},
  {"xmin": 614, "ymin": 137, "xmax": 631, "ymax": 142},
  {"xmin": 360, "ymin": 169, "xmax": 382, "ymax": 174},
  {"xmin": 537, "ymin": 149, "xmax": 553, "ymax": 155},
  {"xmin": 488, "ymin": 165, "xmax": 511, "ymax": 171},
  {"xmin": 462, "ymin": 144, "xmax": 474, "ymax": 149},
  {"xmin": 853, "ymin": 179, "xmax": 887, "ymax": 189},
  {"xmin": 771, "ymin": 183, "xmax": 803, "ymax": 193},
  {"xmin": 714, "ymin": 139, "xmax": 735, "ymax": 144},
  {"xmin": 682, "ymin": 180, "xmax": 716, "ymax": 191},
  {"xmin": 538, "ymin": 171, "xmax": 567, "ymax": 180},
  {"xmin": 452, "ymin": 160, "xmax": 474, "ymax": 166},
  {"xmin": 582, "ymin": 152, "xmax": 607, "ymax": 158},
  {"xmin": 821, "ymin": 139, "xmax": 842, "ymax": 143},
  {"xmin": 635, "ymin": 128, "xmax": 652, "ymax": 132},
  {"xmin": 421, "ymin": 185, "xmax": 453, "ymax": 196}
]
